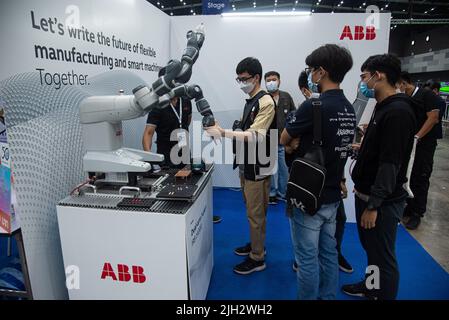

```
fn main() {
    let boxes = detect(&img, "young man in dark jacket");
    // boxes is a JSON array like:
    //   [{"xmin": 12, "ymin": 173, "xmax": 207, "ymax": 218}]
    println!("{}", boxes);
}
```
[{"xmin": 343, "ymin": 54, "xmax": 416, "ymax": 300}]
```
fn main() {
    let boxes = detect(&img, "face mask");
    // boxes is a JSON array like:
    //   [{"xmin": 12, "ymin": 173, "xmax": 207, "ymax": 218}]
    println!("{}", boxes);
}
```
[
  {"xmin": 307, "ymin": 71, "xmax": 320, "ymax": 93},
  {"xmin": 266, "ymin": 80, "xmax": 279, "ymax": 93},
  {"xmin": 359, "ymin": 74, "xmax": 376, "ymax": 98},
  {"xmin": 240, "ymin": 79, "xmax": 255, "ymax": 94}
]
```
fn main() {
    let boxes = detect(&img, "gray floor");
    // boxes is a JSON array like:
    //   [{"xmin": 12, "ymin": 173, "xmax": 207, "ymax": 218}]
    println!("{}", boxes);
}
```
[{"xmin": 406, "ymin": 136, "xmax": 449, "ymax": 273}]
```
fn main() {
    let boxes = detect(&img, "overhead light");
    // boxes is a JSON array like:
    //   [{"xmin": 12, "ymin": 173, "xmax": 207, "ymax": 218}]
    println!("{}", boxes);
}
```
[
  {"xmin": 312, "ymin": 9, "xmax": 315, "ymax": 13},
  {"xmin": 426, "ymin": 35, "xmax": 430, "ymax": 42},
  {"xmin": 170, "ymin": 12, "xmax": 173, "ymax": 16},
  {"xmin": 424, "ymin": 11, "xmax": 428, "ymax": 14},
  {"xmin": 431, "ymin": 7, "xmax": 435, "ymax": 11},
  {"xmin": 222, "ymin": 11, "xmax": 312, "ymax": 17},
  {"xmin": 363, "ymin": 2, "xmax": 366, "ymax": 6},
  {"xmin": 403, "ymin": 9, "xmax": 406, "ymax": 12},
  {"xmin": 411, "ymin": 40, "xmax": 415, "ymax": 45},
  {"xmin": 292, "ymin": 8, "xmax": 296, "ymax": 11},
  {"xmin": 337, "ymin": 4, "xmax": 341, "ymax": 7},
  {"xmin": 193, "ymin": 12, "xmax": 196, "ymax": 15},
  {"xmin": 316, "ymin": 2, "xmax": 319, "ymax": 5},
  {"xmin": 331, "ymin": 10, "xmax": 334, "ymax": 14},
  {"xmin": 233, "ymin": 7, "xmax": 236, "ymax": 11},
  {"xmin": 340, "ymin": 1, "xmax": 344, "ymax": 4},
  {"xmin": 295, "ymin": 0, "xmax": 298, "ymax": 4},
  {"xmin": 385, "ymin": 4, "xmax": 388, "ymax": 8},
  {"xmin": 161, "ymin": 5, "xmax": 164, "ymax": 8},
  {"xmin": 359, "ymin": 6, "xmax": 361, "ymax": 9}
]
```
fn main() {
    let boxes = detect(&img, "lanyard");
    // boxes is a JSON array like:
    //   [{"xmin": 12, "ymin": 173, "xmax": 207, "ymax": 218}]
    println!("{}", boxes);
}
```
[{"xmin": 170, "ymin": 98, "xmax": 183, "ymax": 128}]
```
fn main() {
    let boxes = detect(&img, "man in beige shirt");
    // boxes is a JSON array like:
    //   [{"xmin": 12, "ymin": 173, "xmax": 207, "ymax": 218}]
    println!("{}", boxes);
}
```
[{"xmin": 206, "ymin": 57, "xmax": 276, "ymax": 275}]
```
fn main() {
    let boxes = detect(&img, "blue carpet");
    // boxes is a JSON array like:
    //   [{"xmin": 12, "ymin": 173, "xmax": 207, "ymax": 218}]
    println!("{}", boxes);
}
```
[{"xmin": 207, "ymin": 188, "xmax": 449, "ymax": 300}]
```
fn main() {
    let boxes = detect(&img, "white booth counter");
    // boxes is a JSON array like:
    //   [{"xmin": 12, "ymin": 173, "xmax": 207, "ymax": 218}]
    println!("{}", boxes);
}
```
[{"xmin": 56, "ymin": 166, "xmax": 214, "ymax": 300}]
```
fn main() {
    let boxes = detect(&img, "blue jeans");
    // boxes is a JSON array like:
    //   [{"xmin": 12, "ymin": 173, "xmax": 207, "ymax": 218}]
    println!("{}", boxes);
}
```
[
  {"xmin": 290, "ymin": 201, "xmax": 339, "ymax": 300},
  {"xmin": 270, "ymin": 145, "xmax": 288, "ymax": 198}
]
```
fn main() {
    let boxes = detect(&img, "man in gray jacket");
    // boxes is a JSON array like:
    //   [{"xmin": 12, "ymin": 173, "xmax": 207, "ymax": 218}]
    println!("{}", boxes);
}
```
[{"xmin": 264, "ymin": 71, "xmax": 296, "ymax": 205}]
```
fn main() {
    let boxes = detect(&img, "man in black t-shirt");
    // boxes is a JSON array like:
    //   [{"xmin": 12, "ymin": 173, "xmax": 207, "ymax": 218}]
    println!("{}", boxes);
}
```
[
  {"xmin": 142, "ymin": 96, "xmax": 192, "ymax": 168},
  {"xmin": 281, "ymin": 44, "xmax": 355, "ymax": 300},
  {"xmin": 399, "ymin": 72, "xmax": 440, "ymax": 230},
  {"xmin": 423, "ymin": 80, "xmax": 446, "ymax": 140}
]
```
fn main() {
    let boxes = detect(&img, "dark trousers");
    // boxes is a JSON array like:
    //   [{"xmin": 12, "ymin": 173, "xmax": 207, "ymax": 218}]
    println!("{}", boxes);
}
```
[
  {"xmin": 404, "ymin": 138, "xmax": 437, "ymax": 218},
  {"xmin": 355, "ymin": 196, "xmax": 405, "ymax": 300},
  {"xmin": 335, "ymin": 200, "xmax": 346, "ymax": 255}
]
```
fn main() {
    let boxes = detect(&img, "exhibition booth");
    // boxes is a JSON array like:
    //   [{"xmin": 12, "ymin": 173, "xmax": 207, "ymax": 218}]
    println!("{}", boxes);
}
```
[{"xmin": 0, "ymin": 0, "xmax": 393, "ymax": 299}]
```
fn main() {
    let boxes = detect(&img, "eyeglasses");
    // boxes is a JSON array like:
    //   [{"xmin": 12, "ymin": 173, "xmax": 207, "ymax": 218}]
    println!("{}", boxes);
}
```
[
  {"xmin": 236, "ymin": 76, "xmax": 254, "ymax": 84},
  {"xmin": 305, "ymin": 67, "xmax": 313, "ymax": 76}
]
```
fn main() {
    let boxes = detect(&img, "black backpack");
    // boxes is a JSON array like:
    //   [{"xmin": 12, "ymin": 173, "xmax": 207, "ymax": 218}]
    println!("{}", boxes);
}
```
[{"xmin": 286, "ymin": 99, "xmax": 326, "ymax": 215}]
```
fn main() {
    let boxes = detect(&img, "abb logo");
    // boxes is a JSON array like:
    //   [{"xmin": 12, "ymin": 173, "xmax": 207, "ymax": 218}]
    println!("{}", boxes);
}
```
[
  {"xmin": 101, "ymin": 262, "xmax": 147, "ymax": 284},
  {"xmin": 340, "ymin": 25, "xmax": 376, "ymax": 40}
]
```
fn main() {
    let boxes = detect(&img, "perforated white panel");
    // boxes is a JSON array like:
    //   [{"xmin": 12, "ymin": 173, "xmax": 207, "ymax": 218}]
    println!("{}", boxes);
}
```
[{"xmin": 0, "ymin": 70, "xmax": 150, "ymax": 299}]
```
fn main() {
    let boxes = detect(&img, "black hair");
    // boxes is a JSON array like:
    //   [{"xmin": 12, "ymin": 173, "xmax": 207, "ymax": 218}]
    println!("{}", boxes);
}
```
[
  {"xmin": 361, "ymin": 54, "xmax": 402, "ymax": 86},
  {"xmin": 424, "ymin": 79, "xmax": 441, "ymax": 91},
  {"xmin": 305, "ymin": 44, "xmax": 353, "ymax": 83},
  {"xmin": 264, "ymin": 71, "xmax": 280, "ymax": 80},
  {"xmin": 236, "ymin": 57, "xmax": 262, "ymax": 84},
  {"xmin": 298, "ymin": 70, "xmax": 309, "ymax": 89},
  {"xmin": 399, "ymin": 71, "xmax": 413, "ymax": 84}
]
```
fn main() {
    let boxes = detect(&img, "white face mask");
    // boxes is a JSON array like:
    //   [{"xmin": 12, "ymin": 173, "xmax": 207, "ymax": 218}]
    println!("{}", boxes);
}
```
[
  {"xmin": 266, "ymin": 80, "xmax": 279, "ymax": 93},
  {"xmin": 240, "ymin": 80, "xmax": 255, "ymax": 94}
]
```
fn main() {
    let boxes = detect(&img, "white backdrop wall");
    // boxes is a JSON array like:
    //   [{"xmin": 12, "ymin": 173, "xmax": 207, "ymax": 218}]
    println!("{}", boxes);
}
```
[
  {"xmin": 0, "ymin": 0, "xmax": 170, "ymax": 299},
  {"xmin": 170, "ymin": 13, "xmax": 390, "ymax": 188}
]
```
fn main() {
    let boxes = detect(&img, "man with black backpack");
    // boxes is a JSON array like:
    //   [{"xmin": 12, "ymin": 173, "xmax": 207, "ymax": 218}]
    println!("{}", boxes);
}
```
[
  {"xmin": 205, "ymin": 57, "xmax": 276, "ymax": 275},
  {"xmin": 280, "ymin": 44, "xmax": 355, "ymax": 300}
]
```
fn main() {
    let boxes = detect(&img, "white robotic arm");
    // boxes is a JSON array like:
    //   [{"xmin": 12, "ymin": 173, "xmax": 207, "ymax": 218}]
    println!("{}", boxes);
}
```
[{"xmin": 79, "ymin": 24, "xmax": 205, "ymax": 183}]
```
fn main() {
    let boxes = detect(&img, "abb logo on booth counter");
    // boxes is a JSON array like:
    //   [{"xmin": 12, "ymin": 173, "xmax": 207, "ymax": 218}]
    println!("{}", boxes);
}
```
[
  {"xmin": 340, "ymin": 25, "xmax": 376, "ymax": 40},
  {"xmin": 101, "ymin": 262, "xmax": 147, "ymax": 283}
]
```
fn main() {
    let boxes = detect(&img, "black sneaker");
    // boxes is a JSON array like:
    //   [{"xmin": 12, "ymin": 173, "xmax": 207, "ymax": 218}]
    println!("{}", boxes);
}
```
[
  {"xmin": 292, "ymin": 260, "xmax": 298, "ymax": 272},
  {"xmin": 405, "ymin": 216, "xmax": 421, "ymax": 230},
  {"xmin": 338, "ymin": 254, "xmax": 354, "ymax": 273},
  {"xmin": 213, "ymin": 215, "xmax": 222, "ymax": 224},
  {"xmin": 234, "ymin": 243, "xmax": 266, "ymax": 256},
  {"xmin": 233, "ymin": 257, "xmax": 266, "ymax": 275},
  {"xmin": 269, "ymin": 196, "xmax": 278, "ymax": 205},
  {"xmin": 342, "ymin": 281, "xmax": 377, "ymax": 300}
]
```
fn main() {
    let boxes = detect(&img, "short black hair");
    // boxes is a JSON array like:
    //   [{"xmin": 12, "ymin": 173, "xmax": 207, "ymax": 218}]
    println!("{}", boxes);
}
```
[
  {"xmin": 361, "ymin": 54, "xmax": 402, "ymax": 86},
  {"xmin": 400, "ymin": 71, "xmax": 413, "ymax": 84},
  {"xmin": 424, "ymin": 79, "xmax": 441, "ymax": 91},
  {"xmin": 236, "ymin": 57, "xmax": 262, "ymax": 83},
  {"xmin": 305, "ymin": 44, "xmax": 353, "ymax": 83},
  {"xmin": 264, "ymin": 71, "xmax": 280, "ymax": 80},
  {"xmin": 298, "ymin": 70, "xmax": 309, "ymax": 89}
]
